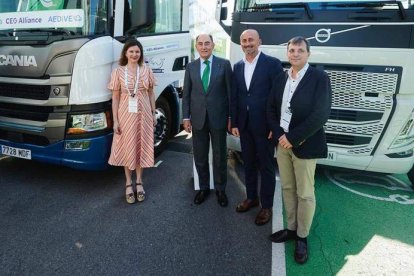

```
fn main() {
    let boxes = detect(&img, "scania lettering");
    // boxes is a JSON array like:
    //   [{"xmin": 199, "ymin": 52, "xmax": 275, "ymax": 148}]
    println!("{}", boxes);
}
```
[
  {"xmin": 0, "ymin": 55, "xmax": 37, "ymax": 67},
  {"xmin": 216, "ymin": 0, "xmax": 414, "ymax": 175},
  {"xmin": 0, "ymin": 0, "xmax": 190, "ymax": 170}
]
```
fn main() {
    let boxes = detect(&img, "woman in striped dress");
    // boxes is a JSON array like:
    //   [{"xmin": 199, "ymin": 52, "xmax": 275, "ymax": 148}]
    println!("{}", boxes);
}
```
[{"xmin": 107, "ymin": 39, "xmax": 156, "ymax": 204}]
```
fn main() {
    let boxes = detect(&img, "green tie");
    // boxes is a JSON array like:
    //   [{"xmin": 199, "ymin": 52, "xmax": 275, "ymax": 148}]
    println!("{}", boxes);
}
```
[{"xmin": 202, "ymin": 60, "xmax": 210, "ymax": 93}]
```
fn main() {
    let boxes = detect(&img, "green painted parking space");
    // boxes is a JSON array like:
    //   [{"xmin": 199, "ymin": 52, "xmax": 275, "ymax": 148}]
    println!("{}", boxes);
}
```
[{"xmin": 283, "ymin": 168, "xmax": 414, "ymax": 275}]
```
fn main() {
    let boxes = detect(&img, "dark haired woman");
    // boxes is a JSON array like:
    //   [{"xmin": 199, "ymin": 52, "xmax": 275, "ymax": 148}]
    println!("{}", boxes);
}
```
[{"xmin": 107, "ymin": 39, "xmax": 156, "ymax": 204}]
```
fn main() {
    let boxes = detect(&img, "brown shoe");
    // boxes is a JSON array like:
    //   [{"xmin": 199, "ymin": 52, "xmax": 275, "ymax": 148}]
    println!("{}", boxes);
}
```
[
  {"xmin": 235, "ymin": 198, "xmax": 259, "ymax": 213},
  {"xmin": 255, "ymin": 208, "xmax": 272, "ymax": 226}
]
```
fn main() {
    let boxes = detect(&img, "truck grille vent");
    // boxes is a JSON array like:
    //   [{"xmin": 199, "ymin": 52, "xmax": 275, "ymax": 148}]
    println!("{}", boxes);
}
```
[
  {"xmin": 329, "ymin": 109, "xmax": 383, "ymax": 122},
  {"xmin": 327, "ymin": 71, "xmax": 397, "ymax": 95},
  {"xmin": 325, "ymin": 123, "xmax": 384, "ymax": 136},
  {"xmin": 326, "ymin": 133, "xmax": 371, "ymax": 146},
  {"xmin": 327, "ymin": 70, "xmax": 395, "ymax": 111},
  {"xmin": 0, "ymin": 103, "xmax": 52, "ymax": 121},
  {"xmin": 0, "ymin": 83, "xmax": 50, "ymax": 100},
  {"xmin": 348, "ymin": 147, "xmax": 374, "ymax": 155},
  {"xmin": 330, "ymin": 91, "xmax": 393, "ymax": 111},
  {"xmin": 0, "ymin": 129, "xmax": 49, "ymax": 146}
]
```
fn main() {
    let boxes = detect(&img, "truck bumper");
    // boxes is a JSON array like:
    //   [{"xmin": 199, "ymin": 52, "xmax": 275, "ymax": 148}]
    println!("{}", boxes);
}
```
[{"xmin": 0, "ymin": 134, "xmax": 113, "ymax": 170}]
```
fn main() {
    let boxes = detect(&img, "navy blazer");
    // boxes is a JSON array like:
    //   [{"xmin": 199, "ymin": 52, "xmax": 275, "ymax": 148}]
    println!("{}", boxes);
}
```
[
  {"xmin": 267, "ymin": 66, "xmax": 332, "ymax": 159},
  {"xmin": 231, "ymin": 53, "xmax": 283, "ymax": 134},
  {"xmin": 182, "ymin": 55, "xmax": 232, "ymax": 130}
]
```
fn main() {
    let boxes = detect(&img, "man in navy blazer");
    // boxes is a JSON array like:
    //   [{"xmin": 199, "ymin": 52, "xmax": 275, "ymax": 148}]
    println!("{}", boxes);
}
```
[
  {"xmin": 231, "ymin": 29, "xmax": 283, "ymax": 225},
  {"xmin": 182, "ymin": 34, "xmax": 232, "ymax": 207},
  {"xmin": 267, "ymin": 37, "xmax": 331, "ymax": 264}
]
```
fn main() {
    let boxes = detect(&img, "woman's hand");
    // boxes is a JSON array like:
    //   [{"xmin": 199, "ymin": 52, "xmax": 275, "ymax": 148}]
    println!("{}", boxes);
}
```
[{"xmin": 113, "ymin": 122, "xmax": 121, "ymax": 135}]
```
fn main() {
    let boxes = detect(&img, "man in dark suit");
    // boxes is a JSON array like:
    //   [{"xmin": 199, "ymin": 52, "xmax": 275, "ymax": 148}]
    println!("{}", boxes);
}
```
[
  {"xmin": 231, "ymin": 29, "xmax": 283, "ymax": 225},
  {"xmin": 182, "ymin": 34, "xmax": 232, "ymax": 207},
  {"xmin": 267, "ymin": 36, "xmax": 331, "ymax": 264}
]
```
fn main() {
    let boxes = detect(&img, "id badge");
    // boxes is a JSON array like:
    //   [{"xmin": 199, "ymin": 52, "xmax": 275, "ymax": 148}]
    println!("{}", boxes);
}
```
[
  {"xmin": 281, "ymin": 108, "xmax": 292, "ymax": 131},
  {"xmin": 128, "ymin": 97, "xmax": 138, "ymax": 113}
]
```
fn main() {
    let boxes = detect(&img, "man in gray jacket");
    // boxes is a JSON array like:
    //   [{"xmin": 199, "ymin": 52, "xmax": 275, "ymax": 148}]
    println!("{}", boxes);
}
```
[{"xmin": 182, "ymin": 34, "xmax": 232, "ymax": 207}]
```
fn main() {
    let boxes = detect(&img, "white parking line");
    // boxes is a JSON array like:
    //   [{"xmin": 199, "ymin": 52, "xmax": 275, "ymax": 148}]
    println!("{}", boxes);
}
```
[
  {"xmin": 0, "ymin": 155, "xmax": 10, "ymax": 161},
  {"xmin": 272, "ymin": 175, "xmax": 286, "ymax": 276},
  {"xmin": 154, "ymin": 160, "xmax": 163, "ymax": 167}
]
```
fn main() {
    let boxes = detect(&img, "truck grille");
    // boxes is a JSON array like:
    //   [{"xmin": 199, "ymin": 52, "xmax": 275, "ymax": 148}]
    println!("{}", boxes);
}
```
[
  {"xmin": 0, "ymin": 82, "xmax": 50, "ymax": 100},
  {"xmin": 0, "ymin": 103, "xmax": 65, "ymax": 146},
  {"xmin": 324, "ymin": 66, "xmax": 399, "ymax": 156},
  {"xmin": 0, "ymin": 129, "xmax": 50, "ymax": 146},
  {"xmin": 0, "ymin": 103, "xmax": 52, "ymax": 121}
]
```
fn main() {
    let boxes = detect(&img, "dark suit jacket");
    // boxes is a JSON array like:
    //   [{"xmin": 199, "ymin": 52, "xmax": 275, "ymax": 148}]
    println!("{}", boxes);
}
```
[
  {"xmin": 231, "ymin": 53, "xmax": 283, "ymax": 134},
  {"xmin": 182, "ymin": 55, "xmax": 232, "ymax": 130},
  {"xmin": 267, "ymin": 66, "xmax": 332, "ymax": 159}
]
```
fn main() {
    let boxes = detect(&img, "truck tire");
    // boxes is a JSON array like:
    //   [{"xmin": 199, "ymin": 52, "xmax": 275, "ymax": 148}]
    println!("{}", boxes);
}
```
[
  {"xmin": 154, "ymin": 96, "xmax": 171, "ymax": 156},
  {"xmin": 408, "ymin": 164, "xmax": 414, "ymax": 189}
]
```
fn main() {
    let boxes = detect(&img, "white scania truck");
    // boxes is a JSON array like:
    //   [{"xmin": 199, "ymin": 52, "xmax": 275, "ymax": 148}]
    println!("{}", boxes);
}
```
[
  {"xmin": 216, "ymin": 0, "xmax": 414, "ymax": 175},
  {"xmin": 0, "ymin": 0, "xmax": 190, "ymax": 170}
]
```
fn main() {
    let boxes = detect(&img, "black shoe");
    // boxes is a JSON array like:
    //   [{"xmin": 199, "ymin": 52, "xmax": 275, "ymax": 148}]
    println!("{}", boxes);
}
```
[
  {"xmin": 216, "ymin": 191, "xmax": 228, "ymax": 207},
  {"xmin": 269, "ymin": 229, "xmax": 297, "ymax": 243},
  {"xmin": 294, "ymin": 240, "xmax": 308, "ymax": 264},
  {"xmin": 194, "ymin": 190, "xmax": 210, "ymax": 205}
]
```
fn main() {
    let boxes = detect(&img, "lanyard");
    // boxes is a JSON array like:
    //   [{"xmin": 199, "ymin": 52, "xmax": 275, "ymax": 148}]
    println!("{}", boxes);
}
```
[
  {"xmin": 286, "ymin": 78, "xmax": 297, "ymax": 109},
  {"xmin": 124, "ymin": 65, "xmax": 140, "ymax": 97}
]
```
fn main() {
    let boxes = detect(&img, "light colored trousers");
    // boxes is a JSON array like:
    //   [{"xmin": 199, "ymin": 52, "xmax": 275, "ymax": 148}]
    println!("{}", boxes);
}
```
[{"xmin": 276, "ymin": 144, "xmax": 317, "ymax": 238}]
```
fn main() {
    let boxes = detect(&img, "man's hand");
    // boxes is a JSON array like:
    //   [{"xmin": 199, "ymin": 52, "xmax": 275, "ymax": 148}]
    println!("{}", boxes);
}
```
[
  {"xmin": 183, "ymin": 120, "xmax": 192, "ymax": 133},
  {"xmin": 231, "ymin": 127, "xmax": 240, "ymax": 137},
  {"xmin": 278, "ymin": 134, "xmax": 292, "ymax": 149},
  {"xmin": 268, "ymin": 131, "xmax": 272, "ymax": 140}
]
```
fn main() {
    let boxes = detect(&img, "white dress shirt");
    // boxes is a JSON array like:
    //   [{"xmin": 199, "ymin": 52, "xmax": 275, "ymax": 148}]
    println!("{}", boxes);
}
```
[
  {"xmin": 280, "ymin": 63, "xmax": 310, "ymax": 132},
  {"xmin": 243, "ymin": 51, "xmax": 261, "ymax": 90}
]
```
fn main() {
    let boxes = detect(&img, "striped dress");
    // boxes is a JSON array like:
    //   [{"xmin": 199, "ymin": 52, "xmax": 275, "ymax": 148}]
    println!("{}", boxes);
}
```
[{"xmin": 107, "ymin": 65, "xmax": 156, "ymax": 170}]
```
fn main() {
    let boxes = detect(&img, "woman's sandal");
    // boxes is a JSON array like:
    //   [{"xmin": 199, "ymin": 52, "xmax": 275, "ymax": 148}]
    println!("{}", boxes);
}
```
[
  {"xmin": 136, "ymin": 183, "xmax": 145, "ymax": 202},
  {"xmin": 125, "ymin": 184, "xmax": 136, "ymax": 204}
]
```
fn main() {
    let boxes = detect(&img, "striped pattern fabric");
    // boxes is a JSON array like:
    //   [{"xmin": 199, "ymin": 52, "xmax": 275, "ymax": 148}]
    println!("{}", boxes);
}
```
[{"xmin": 107, "ymin": 65, "xmax": 156, "ymax": 170}]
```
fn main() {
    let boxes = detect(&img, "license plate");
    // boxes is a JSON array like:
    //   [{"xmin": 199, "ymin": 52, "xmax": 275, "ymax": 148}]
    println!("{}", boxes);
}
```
[
  {"xmin": 325, "ymin": 151, "xmax": 337, "ymax": 161},
  {"xmin": 1, "ymin": 145, "xmax": 31, "ymax": 160}
]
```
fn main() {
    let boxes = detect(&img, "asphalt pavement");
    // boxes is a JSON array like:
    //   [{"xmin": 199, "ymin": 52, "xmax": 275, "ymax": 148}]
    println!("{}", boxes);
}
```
[
  {"xmin": 0, "ymin": 133, "xmax": 272, "ymax": 275},
  {"xmin": 2, "ymin": 133, "xmax": 414, "ymax": 275}
]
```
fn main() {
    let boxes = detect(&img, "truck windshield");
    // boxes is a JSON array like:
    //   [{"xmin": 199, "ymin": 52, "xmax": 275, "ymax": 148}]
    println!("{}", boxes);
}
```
[
  {"xmin": 0, "ymin": 0, "xmax": 108, "ymax": 43},
  {"xmin": 235, "ymin": 0, "xmax": 412, "ymax": 11}
]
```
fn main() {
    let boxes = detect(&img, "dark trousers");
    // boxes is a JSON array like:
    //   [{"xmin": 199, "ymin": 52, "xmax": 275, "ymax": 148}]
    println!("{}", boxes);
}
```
[
  {"xmin": 239, "ymin": 117, "xmax": 276, "ymax": 209},
  {"xmin": 192, "ymin": 117, "xmax": 227, "ymax": 191}
]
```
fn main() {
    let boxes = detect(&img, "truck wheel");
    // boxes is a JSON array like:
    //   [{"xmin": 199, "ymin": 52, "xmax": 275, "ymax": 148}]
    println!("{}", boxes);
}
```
[
  {"xmin": 154, "ymin": 96, "xmax": 171, "ymax": 156},
  {"xmin": 408, "ymin": 164, "xmax": 414, "ymax": 189}
]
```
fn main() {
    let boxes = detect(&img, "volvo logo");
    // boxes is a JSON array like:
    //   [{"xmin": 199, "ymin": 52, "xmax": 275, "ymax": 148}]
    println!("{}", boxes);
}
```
[
  {"xmin": 315, "ymin": 28, "xmax": 331, "ymax": 43},
  {"xmin": 0, "ymin": 55, "xmax": 37, "ymax": 67}
]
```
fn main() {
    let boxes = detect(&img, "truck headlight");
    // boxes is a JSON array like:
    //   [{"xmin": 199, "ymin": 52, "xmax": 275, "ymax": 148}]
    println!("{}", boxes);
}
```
[
  {"xmin": 67, "ymin": 112, "xmax": 110, "ymax": 134},
  {"xmin": 389, "ymin": 110, "xmax": 414, "ymax": 149}
]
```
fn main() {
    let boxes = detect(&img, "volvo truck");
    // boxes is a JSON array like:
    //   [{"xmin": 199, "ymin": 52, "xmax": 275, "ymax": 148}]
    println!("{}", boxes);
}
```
[{"xmin": 216, "ymin": 0, "xmax": 414, "ymax": 175}]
